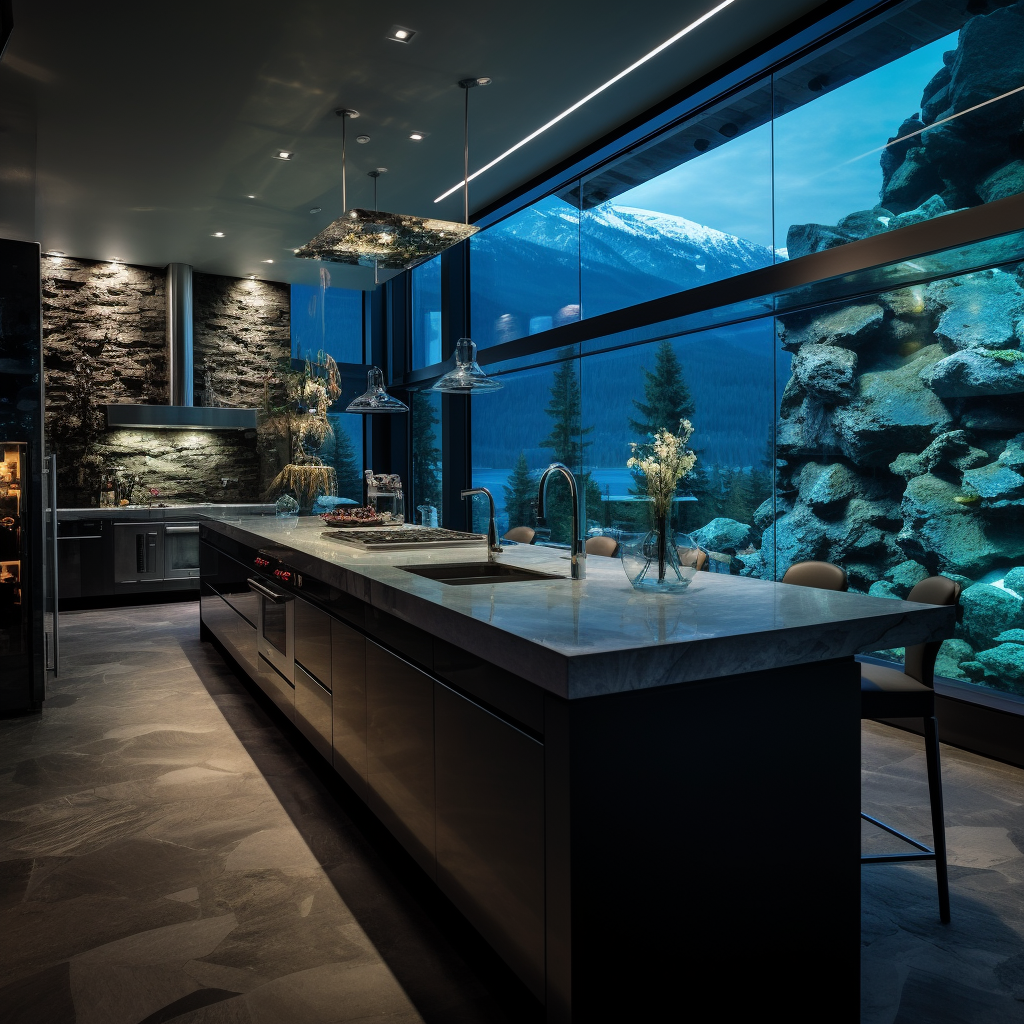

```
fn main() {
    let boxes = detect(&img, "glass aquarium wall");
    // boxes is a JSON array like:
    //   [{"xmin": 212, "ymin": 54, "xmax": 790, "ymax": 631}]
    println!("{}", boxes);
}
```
[
  {"xmin": 769, "ymin": 263, "xmax": 1024, "ymax": 698},
  {"xmin": 469, "ymin": 192, "xmax": 581, "ymax": 352},
  {"xmin": 412, "ymin": 256, "xmax": 443, "ymax": 369}
]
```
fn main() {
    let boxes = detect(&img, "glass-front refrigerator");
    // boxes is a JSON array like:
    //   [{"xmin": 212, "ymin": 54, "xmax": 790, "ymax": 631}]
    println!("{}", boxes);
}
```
[{"xmin": 0, "ymin": 238, "xmax": 46, "ymax": 712}]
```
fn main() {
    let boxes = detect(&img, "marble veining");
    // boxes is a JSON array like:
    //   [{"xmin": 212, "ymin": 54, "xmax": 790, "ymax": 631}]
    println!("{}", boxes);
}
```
[{"xmin": 207, "ymin": 518, "xmax": 955, "ymax": 698}]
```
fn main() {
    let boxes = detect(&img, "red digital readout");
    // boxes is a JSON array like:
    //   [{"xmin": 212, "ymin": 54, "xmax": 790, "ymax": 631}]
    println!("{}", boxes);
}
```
[
  {"xmin": 274, "ymin": 569, "xmax": 292, "ymax": 581},
  {"xmin": 254, "ymin": 557, "xmax": 270, "ymax": 568}
]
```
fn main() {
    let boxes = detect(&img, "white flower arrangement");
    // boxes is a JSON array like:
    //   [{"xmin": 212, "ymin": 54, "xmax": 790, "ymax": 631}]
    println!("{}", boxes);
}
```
[{"xmin": 627, "ymin": 419, "xmax": 697, "ymax": 517}]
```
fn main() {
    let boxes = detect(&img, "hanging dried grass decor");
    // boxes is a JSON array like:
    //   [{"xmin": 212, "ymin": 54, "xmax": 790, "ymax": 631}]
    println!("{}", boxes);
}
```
[{"xmin": 266, "ymin": 354, "xmax": 343, "ymax": 513}]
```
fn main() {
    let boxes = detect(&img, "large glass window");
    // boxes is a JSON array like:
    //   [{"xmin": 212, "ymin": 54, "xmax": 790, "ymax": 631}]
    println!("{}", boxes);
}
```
[
  {"xmin": 470, "ymin": 193, "xmax": 581, "ymax": 351},
  {"xmin": 291, "ymin": 281, "xmax": 363, "ymax": 364},
  {"xmin": 411, "ymin": 390, "xmax": 443, "ymax": 526},
  {"xmin": 580, "ymin": 81, "xmax": 774, "ymax": 319},
  {"xmin": 322, "ymin": 412, "xmax": 364, "ymax": 504},
  {"xmin": 412, "ymin": 256, "xmax": 442, "ymax": 369}
]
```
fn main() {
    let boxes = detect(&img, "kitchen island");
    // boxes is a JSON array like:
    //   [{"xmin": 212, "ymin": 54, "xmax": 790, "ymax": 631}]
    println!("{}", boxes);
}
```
[{"xmin": 200, "ymin": 517, "xmax": 955, "ymax": 1022}]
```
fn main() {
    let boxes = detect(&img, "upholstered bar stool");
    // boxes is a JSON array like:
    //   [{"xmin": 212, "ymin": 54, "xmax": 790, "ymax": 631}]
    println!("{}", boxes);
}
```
[
  {"xmin": 859, "ymin": 575, "xmax": 961, "ymax": 924},
  {"xmin": 585, "ymin": 535, "xmax": 618, "ymax": 557},
  {"xmin": 781, "ymin": 559, "xmax": 848, "ymax": 591},
  {"xmin": 503, "ymin": 526, "xmax": 535, "ymax": 544}
]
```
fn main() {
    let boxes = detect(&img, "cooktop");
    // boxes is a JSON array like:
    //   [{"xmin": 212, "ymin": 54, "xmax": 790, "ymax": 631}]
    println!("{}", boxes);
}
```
[{"xmin": 323, "ymin": 527, "xmax": 485, "ymax": 549}]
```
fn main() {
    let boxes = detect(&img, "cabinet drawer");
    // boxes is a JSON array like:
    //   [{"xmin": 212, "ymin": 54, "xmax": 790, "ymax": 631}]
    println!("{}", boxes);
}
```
[
  {"xmin": 435, "ymin": 682, "xmax": 545, "ymax": 999},
  {"xmin": 295, "ymin": 664, "xmax": 332, "ymax": 762},
  {"xmin": 365, "ymin": 640, "xmax": 435, "ymax": 877},
  {"xmin": 295, "ymin": 597, "xmax": 332, "ymax": 689},
  {"xmin": 257, "ymin": 655, "xmax": 294, "ymax": 723},
  {"xmin": 201, "ymin": 589, "xmax": 257, "ymax": 678},
  {"xmin": 332, "ymin": 617, "xmax": 367, "ymax": 797}
]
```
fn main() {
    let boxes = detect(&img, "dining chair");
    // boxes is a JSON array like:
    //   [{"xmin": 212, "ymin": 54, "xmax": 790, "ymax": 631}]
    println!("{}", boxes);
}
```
[
  {"xmin": 677, "ymin": 546, "xmax": 708, "ymax": 571},
  {"xmin": 859, "ymin": 575, "xmax": 962, "ymax": 923}
]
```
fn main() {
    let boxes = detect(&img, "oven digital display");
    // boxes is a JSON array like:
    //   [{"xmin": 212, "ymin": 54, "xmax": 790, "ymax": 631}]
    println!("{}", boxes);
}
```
[{"xmin": 254, "ymin": 557, "xmax": 270, "ymax": 568}]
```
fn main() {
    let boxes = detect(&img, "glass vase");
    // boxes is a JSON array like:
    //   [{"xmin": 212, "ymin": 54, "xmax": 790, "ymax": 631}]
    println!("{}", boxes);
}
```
[{"xmin": 618, "ymin": 514, "xmax": 692, "ymax": 593}]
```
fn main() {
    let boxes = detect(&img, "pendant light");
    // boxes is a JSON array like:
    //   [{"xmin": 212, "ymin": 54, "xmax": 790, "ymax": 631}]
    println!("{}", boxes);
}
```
[
  {"xmin": 294, "ymin": 104, "xmax": 478, "ymax": 271},
  {"xmin": 346, "ymin": 367, "xmax": 409, "ymax": 414},
  {"xmin": 431, "ymin": 80, "xmax": 502, "ymax": 395}
]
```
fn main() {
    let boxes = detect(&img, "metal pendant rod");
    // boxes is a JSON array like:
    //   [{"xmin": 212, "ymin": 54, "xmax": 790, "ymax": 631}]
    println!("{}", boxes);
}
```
[
  {"xmin": 342, "ymin": 115, "xmax": 347, "ymax": 213},
  {"xmin": 463, "ymin": 85, "xmax": 469, "ymax": 225}
]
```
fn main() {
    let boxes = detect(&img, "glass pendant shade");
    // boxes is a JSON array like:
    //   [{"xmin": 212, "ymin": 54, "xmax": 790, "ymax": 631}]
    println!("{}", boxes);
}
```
[
  {"xmin": 346, "ymin": 367, "xmax": 409, "ymax": 414},
  {"xmin": 431, "ymin": 338, "xmax": 503, "ymax": 394},
  {"xmin": 295, "ymin": 209, "xmax": 478, "ymax": 272}
]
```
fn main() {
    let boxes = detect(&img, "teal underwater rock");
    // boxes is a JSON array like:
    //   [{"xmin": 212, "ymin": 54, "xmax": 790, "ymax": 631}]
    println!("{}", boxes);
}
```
[
  {"xmin": 692, "ymin": 517, "xmax": 752, "ymax": 554},
  {"xmin": 792, "ymin": 344, "xmax": 858, "ymax": 403},
  {"xmin": 935, "ymin": 638, "xmax": 976, "ymax": 681},
  {"xmin": 921, "ymin": 349, "xmax": 1024, "ymax": 397},
  {"xmin": 961, "ymin": 583, "xmax": 1024, "ymax": 649},
  {"xmin": 994, "ymin": 628, "xmax": 1024, "ymax": 644},
  {"xmin": 975, "ymin": 644, "xmax": 1024, "ymax": 684},
  {"xmin": 1002, "ymin": 567, "xmax": 1024, "ymax": 597},
  {"xmin": 928, "ymin": 269, "xmax": 1024, "ymax": 352}
]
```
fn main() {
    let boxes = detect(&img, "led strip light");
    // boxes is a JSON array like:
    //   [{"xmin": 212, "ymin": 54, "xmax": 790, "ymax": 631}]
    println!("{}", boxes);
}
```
[{"xmin": 433, "ymin": 0, "xmax": 739, "ymax": 205}]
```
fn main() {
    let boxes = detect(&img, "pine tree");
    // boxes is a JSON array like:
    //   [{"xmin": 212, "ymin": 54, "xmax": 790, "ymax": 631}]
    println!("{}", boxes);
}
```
[
  {"xmin": 539, "ymin": 352, "xmax": 602, "ymax": 543},
  {"xmin": 503, "ymin": 451, "xmax": 537, "ymax": 532},
  {"xmin": 322, "ymin": 416, "xmax": 362, "ymax": 502},
  {"xmin": 412, "ymin": 391, "xmax": 442, "ymax": 516},
  {"xmin": 628, "ymin": 339, "xmax": 703, "ymax": 532},
  {"xmin": 628, "ymin": 340, "xmax": 695, "ymax": 436}
]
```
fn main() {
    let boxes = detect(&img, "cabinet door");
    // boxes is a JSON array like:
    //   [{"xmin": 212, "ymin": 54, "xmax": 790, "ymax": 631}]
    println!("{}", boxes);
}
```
[
  {"xmin": 257, "ymin": 655, "xmax": 294, "ymax": 723},
  {"xmin": 435, "ymin": 682, "xmax": 545, "ymax": 1000},
  {"xmin": 295, "ymin": 597, "xmax": 332, "ymax": 689},
  {"xmin": 295, "ymin": 663, "xmax": 332, "ymax": 762},
  {"xmin": 332, "ymin": 617, "xmax": 367, "ymax": 797},
  {"xmin": 365, "ymin": 640, "xmax": 435, "ymax": 877},
  {"xmin": 200, "ymin": 589, "xmax": 257, "ymax": 678},
  {"xmin": 200, "ymin": 541, "xmax": 257, "ymax": 626},
  {"xmin": 113, "ymin": 523, "xmax": 163, "ymax": 582}
]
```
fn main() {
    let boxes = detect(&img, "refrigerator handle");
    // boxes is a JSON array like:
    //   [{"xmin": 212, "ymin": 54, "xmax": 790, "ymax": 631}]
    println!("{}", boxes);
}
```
[{"xmin": 49, "ymin": 454, "xmax": 59, "ymax": 675}]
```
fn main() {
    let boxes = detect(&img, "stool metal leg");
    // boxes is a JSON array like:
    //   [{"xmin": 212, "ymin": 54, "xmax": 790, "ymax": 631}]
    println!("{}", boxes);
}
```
[{"xmin": 923, "ymin": 714, "xmax": 950, "ymax": 923}]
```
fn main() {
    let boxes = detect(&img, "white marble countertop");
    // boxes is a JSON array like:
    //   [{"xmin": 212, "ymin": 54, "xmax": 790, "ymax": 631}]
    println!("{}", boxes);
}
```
[
  {"xmin": 58, "ymin": 504, "xmax": 276, "ymax": 520},
  {"xmin": 205, "ymin": 517, "xmax": 956, "ymax": 699}
]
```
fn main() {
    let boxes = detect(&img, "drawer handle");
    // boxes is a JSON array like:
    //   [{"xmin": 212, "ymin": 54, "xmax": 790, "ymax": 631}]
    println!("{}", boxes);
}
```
[
  {"xmin": 247, "ymin": 577, "xmax": 291, "ymax": 602},
  {"xmin": 165, "ymin": 525, "xmax": 200, "ymax": 534}
]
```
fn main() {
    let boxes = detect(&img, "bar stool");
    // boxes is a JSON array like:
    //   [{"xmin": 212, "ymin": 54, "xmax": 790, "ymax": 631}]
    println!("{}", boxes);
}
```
[
  {"xmin": 781, "ymin": 560, "xmax": 848, "ymax": 591},
  {"xmin": 585, "ymin": 535, "xmax": 618, "ymax": 557},
  {"xmin": 503, "ymin": 526, "xmax": 535, "ymax": 544},
  {"xmin": 859, "ymin": 575, "xmax": 961, "ymax": 924}
]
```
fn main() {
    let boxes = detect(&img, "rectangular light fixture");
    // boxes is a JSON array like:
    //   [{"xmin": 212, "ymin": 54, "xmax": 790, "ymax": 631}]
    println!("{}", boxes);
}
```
[
  {"xmin": 387, "ymin": 25, "xmax": 417, "ymax": 43},
  {"xmin": 294, "ymin": 208, "xmax": 478, "ymax": 271}
]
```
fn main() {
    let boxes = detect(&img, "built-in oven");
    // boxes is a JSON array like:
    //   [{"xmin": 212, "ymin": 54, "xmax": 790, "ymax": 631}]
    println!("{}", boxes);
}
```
[
  {"xmin": 164, "ymin": 523, "xmax": 200, "ymax": 579},
  {"xmin": 249, "ymin": 566, "xmax": 295, "ymax": 683}
]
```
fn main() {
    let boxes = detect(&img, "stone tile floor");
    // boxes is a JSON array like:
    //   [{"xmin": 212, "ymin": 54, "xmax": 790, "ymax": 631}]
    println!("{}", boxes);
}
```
[
  {"xmin": 2, "ymin": 602, "xmax": 1024, "ymax": 1022},
  {"xmin": 861, "ymin": 720, "xmax": 1024, "ymax": 1023},
  {"xmin": 0, "ymin": 602, "xmax": 535, "ymax": 1024}
]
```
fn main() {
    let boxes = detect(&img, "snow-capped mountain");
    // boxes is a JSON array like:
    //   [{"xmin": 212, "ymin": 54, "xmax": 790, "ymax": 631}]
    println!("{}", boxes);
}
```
[{"xmin": 471, "ymin": 202, "xmax": 774, "ymax": 342}]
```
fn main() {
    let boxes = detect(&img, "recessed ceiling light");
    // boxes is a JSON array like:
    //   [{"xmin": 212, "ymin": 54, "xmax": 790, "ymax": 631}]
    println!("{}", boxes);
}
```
[
  {"xmin": 212, "ymin": 232, "xmax": 225, "ymax": 237},
  {"xmin": 246, "ymin": 194, "xmax": 257, "ymax": 199},
  {"xmin": 262, "ymin": 259, "xmax": 274, "ymax": 263},
  {"xmin": 293, "ymin": 248, "xmax": 300, "ymax": 254},
  {"xmin": 356, "ymin": 135, "xmax": 371, "ymax": 144},
  {"xmin": 274, "ymin": 151, "xmax": 293, "ymax": 161},
  {"xmin": 387, "ymin": 25, "xmax": 417, "ymax": 43},
  {"xmin": 409, "ymin": 132, "xmax": 425, "ymax": 141},
  {"xmin": 249, "ymin": 275, "xmax": 257, "ymax": 280},
  {"xmin": 434, "ymin": 0, "xmax": 738, "ymax": 203},
  {"xmin": 309, "ymin": 208, "xmax": 322, "ymax": 214}
]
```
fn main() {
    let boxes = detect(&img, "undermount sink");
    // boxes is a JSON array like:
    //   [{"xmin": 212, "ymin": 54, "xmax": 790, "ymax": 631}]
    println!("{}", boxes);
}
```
[{"xmin": 401, "ymin": 562, "xmax": 563, "ymax": 586}]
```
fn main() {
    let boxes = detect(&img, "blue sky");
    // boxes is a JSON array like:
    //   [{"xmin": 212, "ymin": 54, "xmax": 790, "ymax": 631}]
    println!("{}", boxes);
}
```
[{"xmin": 599, "ymin": 32, "xmax": 957, "ymax": 249}]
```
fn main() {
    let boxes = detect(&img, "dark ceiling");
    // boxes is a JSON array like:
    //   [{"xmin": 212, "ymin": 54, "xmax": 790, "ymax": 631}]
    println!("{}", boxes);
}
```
[{"xmin": 0, "ymin": 0, "xmax": 827, "ymax": 289}]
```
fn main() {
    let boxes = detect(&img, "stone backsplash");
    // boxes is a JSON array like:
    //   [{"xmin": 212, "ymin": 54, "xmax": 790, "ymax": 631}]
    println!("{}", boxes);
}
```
[{"xmin": 42, "ymin": 256, "xmax": 290, "ymax": 507}]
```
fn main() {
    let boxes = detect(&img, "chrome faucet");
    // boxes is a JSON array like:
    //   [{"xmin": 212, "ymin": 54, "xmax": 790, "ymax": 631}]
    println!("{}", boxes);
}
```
[
  {"xmin": 537, "ymin": 463, "xmax": 586, "ymax": 580},
  {"xmin": 461, "ymin": 486, "xmax": 503, "ymax": 560}
]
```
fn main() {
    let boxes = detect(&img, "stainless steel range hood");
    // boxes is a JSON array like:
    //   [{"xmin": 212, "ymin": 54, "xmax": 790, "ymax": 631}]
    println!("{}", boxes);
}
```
[{"xmin": 106, "ymin": 264, "xmax": 258, "ymax": 431}]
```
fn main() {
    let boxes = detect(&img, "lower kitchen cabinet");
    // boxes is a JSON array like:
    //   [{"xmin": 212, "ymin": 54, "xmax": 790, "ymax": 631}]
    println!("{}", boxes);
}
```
[
  {"xmin": 434, "ymin": 682, "xmax": 546, "ymax": 1000},
  {"xmin": 257, "ymin": 655, "xmax": 294, "ymax": 723},
  {"xmin": 365, "ymin": 639, "xmax": 435, "ymax": 877},
  {"xmin": 332, "ymin": 617, "xmax": 367, "ymax": 797},
  {"xmin": 295, "ymin": 663, "xmax": 332, "ymax": 761},
  {"xmin": 295, "ymin": 596, "xmax": 332, "ymax": 689},
  {"xmin": 200, "ymin": 588, "xmax": 257, "ymax": 678}
]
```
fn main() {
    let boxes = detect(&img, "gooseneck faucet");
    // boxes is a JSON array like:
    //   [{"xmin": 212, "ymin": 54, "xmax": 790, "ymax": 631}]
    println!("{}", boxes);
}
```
[
  {"xmin": 537, "ymin": 463, "xmax": 586, "ymax": 580},
  {"xmin": 461, "ymin": 486, "xmax": 503, "ymax": 560}
]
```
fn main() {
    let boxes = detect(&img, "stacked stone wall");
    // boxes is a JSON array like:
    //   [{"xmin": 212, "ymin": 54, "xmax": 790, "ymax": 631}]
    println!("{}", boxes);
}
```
[{"xmin": 42, "ymin": 257, "xmax": 290, "ymax": 507}]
